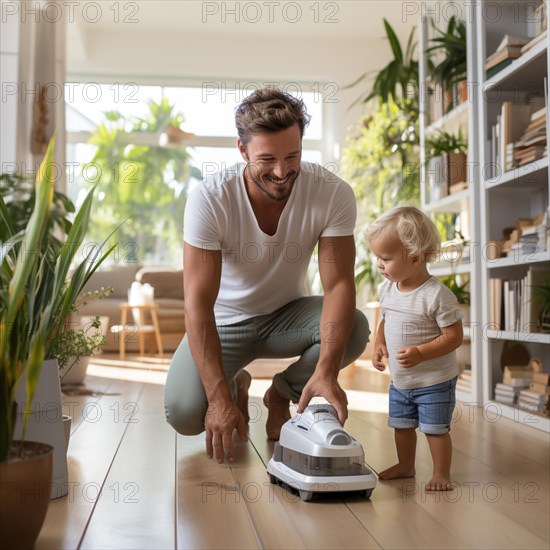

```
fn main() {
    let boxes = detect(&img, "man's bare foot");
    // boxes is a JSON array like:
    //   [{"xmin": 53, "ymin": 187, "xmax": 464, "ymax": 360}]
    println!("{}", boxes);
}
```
[
  {"xmin": 378, "ymin": 463, "xmax": 416, "ymax": 480},
  {"xmin": 263, "ymin": 385, "xmax": 291, "ymax": 441},
  {"xmin": 425, "ymin": 473, "xmax": 453, "ymax": 491},
  {"xmin": 235, "ymin": 370, "xmax": 252, "ymax": 424}
]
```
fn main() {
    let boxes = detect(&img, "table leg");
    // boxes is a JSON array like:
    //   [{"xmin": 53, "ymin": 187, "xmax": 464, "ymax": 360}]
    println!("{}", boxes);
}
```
[
  {"xmin": 120, "ymin": 306, "xmax": 128, "ymax": 361},
  {"xmin": 151, "ymin": 309, "xmax": 164, "ymax": 357}
]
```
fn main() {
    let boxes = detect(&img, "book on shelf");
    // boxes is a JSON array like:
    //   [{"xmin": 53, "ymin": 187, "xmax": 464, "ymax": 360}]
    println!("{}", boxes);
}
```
[
  {"xmin": 533, "ymin": 372, "xmax": 550, "ymax": 385},
  {"xmin": 449, "ymin": 181, "xmax": 469, "ymax": 194},
  {"xmin": 486, "ymin": 59, "xmax": 515, "ymax": 79},
  {"xmin": 490, "ymin": 266, "xmax": 550, "ymax": 332},
  {"xmin": 485, "ymin": 45, "xmax": 524, "ymax": 70},
  {"xmin": 520, "ymin": 28, "xmax": 548, "ymax": 54},
  {"xmin": 530, "ymin": 382, "xmax": 550, "ymax": 395},
  {"xmin": 496, "ymin": 34, "xmax": 531, "ymax": 51}
]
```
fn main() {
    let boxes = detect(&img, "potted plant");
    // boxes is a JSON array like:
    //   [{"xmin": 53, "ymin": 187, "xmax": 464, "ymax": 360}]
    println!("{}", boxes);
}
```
[
  {"xmin": 441, "ymin": 274, "xmax": 470, "ymax": 322},
  {"xmin": 49, "ymin": 315, "xmax": 106, "ymax": 385},
  {"xmin": 425, "ymin": 129, "xmax": 467, "ymax": 201},
  {"xmin": 426, "ymin": 16, "xmax": 467, "ymax": 110},
  {"xmin": 533, "ymin": 277, "xmax": 550, "ymax": 333},
  {"xmin": 0, "ymin": 138, "xmax": 118, "ymax": 547}
]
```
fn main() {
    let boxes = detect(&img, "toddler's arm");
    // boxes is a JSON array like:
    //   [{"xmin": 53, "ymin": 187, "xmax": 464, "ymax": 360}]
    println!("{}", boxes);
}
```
[
  {"xmin": 397, "ymin": 321, "xmax": 463, "ymax": 368},
  {"xmin": 372, "ymin": 318, "xmax": 389, "ymax": 371}
]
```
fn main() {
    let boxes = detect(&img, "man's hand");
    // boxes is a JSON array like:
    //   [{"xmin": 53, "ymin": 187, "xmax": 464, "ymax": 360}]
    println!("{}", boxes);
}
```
[
  {"xmin": 204, "ymin": 400, "xmax": 248, "ymax": 463},
  {"xmin": 396, "ymin": 346, "xmax": 423, "ymax": 368},
  {"xmin": 296, "ymin": 372, "xmax": 348, "ymax": 426},
  {"xmin": 372, "ymin": 344, "xmax": 388, "ymax": 371}
]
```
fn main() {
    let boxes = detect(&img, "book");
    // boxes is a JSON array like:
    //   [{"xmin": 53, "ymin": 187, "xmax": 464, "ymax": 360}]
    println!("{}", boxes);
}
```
[
  {"xmin": 520, "ymin": 29, "xmax": 548, "ymax": 54},
  {"xmin": 530, "ymin": 383, "xmax": 550, "ymax": 395},
  {"xmin": 485, "ymin": 45, "xmax": 523, "ymax": 70},
  {"xmin": 533, "ymin": 373, "xmax": 550, "ymax": 385},
  {"xmin": 496, "ymin": 34, "xmax": 530, "ymax": 51},
  {"xmin": 486, "ymin": 59, "xmax": 515, "ymax": 79},
  {"xmin": 499, "ymin": 102, "xmax": 534, "ymax": 171}
]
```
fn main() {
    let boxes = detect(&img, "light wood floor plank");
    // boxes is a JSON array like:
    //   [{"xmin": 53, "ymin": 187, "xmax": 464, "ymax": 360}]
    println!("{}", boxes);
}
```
[
  {"xmin": 33, "ymin": 362, "xmax": 550, "ymax": 550},
  {"xmin": 175, "ymin": 434, "xmax": 260, "ymax": 550},
  {"xmin": 80, "ymin": 383, "xmax": 176, "ymax": 550},
  {"xmin": 247, "ymin": 398, "xmax": 382, "ymax": 549},
  {"xmin": 348, "ymin": 409, "xmax": 549, "ymax": 549},
  {"xmin": 36, "ymin": 378, "xmax": 144, "ymax": 550}
]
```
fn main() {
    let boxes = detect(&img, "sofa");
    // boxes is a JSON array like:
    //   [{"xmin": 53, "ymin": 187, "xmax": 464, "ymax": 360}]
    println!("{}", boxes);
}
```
[{"xmin": 78, "ymin": 263, "xmax": 185, "ymax": 353}]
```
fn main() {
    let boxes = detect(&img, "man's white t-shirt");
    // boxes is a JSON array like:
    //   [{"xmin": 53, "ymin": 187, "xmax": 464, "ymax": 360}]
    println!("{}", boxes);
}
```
[
  {"xmin": 379, "ymin": 277, "xmax": 462, "ymax": 389},
  {"xmin": 184, "ymin": 161, "xmax": 357, "ymax": 324}
]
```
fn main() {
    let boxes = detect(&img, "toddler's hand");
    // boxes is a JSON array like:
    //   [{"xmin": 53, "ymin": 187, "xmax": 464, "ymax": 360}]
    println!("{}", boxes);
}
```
[
  {"xmin": 372, "ymin": 344, "xmax": 388, "ymax": 371},
  {"xmin": 397, "ymin": 346, "xmax": 422, "ymax": 368}
]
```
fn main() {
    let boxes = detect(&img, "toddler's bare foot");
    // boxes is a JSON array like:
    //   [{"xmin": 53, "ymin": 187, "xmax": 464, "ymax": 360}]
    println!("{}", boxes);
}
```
[
  {"xmin": 263, "ymin": 385, "xmax": 291, "ymax": 441},
  {"xmin": 378, "ymin": 463, "xmax": 416, "ymax": 480},
  {"xmin": 425, "ymin": 473, "xmax": 453, "ymax": 491},
  {"xmin": 235, "ymin": 370, "xmax": 252, "ymax": 424}
]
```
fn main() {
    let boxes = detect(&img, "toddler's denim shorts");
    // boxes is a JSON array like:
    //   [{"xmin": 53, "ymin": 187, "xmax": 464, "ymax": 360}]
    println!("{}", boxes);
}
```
[{"xmin": 388, "ymin": 376, "xmax": 457, "ymax": 434}]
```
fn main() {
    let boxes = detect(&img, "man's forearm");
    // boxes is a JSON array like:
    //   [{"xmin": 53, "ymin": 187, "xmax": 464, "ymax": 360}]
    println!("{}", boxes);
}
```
[
  {"xmin": 316, "ymin": 282, "xmax": 356, "ymax": 375},
  {"xmin": 185, "ymin": 303, "xmax": 231, "ymax": 402}
]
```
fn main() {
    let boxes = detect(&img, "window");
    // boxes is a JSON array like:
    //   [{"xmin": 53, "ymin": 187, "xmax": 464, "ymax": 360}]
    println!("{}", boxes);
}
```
[{"xmin": 66, "ymin": 81, "xmax": 327, "ymax": 265}]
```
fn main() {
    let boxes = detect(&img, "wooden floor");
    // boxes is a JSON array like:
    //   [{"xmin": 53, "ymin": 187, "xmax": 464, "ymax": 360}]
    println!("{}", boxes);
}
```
[{"xmin": 36, "ymin": 356, "xmax": 550, "ymax": 550}]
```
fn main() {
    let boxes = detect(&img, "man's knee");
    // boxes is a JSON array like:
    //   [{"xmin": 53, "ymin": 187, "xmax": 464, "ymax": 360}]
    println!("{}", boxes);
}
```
[
  {"xmin": 164, "ymin": 397, "xmax": 205, "ymax": 436},
  {"xmin": 347, "ymin": 309, "xmax": 370, "ymax": 360}
]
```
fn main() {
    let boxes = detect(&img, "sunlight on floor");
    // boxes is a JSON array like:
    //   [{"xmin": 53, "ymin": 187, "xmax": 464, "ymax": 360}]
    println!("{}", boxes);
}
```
[
  {"xmin": 88, "ymin": 356, "xmax": 388, "ymax": 413},
  {"xmin": 249, "ymin": 379, "xmax": 388, "ymax": 414}
]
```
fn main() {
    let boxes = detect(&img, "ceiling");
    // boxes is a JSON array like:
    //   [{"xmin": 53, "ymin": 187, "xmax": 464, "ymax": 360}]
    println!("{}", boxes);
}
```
[{"xmin": 70, "ymin": 0, "xmax": 414, "ymax": 41}]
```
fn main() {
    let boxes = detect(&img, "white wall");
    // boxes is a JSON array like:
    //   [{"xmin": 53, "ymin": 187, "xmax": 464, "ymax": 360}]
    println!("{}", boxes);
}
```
[
  {"xmin": 66, "ymin": 23, "xmax": 410, "ymax": 163},
  {"xmin": 0, "ymin": 0, "xmax": 20, "ymax": 170}
]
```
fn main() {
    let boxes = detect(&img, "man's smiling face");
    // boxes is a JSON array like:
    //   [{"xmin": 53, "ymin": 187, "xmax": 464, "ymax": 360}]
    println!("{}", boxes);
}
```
[{"xmin": 239, "ymin": 124, "xmax": 302, "ymax": 202}]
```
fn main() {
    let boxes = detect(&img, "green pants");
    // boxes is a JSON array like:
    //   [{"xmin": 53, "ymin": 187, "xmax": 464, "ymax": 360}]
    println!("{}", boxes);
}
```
[{"xmin": 164, "ymin": 296, "xmax": 370, "ymax": 435}]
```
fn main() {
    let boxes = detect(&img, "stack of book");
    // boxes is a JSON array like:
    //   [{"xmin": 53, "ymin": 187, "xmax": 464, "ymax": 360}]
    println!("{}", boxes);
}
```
[
  {"xmin": 507, "ymin": 213, "xmax": 546, "ymax": 256},
  {"xmin": 514, "ymin": 108, "xmax": 547, "ymax": 166},
  {"xmin": 456, "ymin": 367, "xmax": 472, "ymax": 393},
  {"xmin": 518, "ymin": 389, "xmax": 548, "ymax": 414},
  {"xmin": 488, "ymin": 100, "xmax": 546, "ymax": 177},
  {"xmin": 485, "ymin": 35, "xmax": 529, "ymax": 79},
  {"xmin": 494, "ymin": 382, "xmax": 521, "ymax": 405},
  {"xmin": 489, "ymin": 265, "xmax": 550, "ymax": 332},
  {"xmin": 503, "ymin": 365, "xmax": 533, "ymax": 387}
]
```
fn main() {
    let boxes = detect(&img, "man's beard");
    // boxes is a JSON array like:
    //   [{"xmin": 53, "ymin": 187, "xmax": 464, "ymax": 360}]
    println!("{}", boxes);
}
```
[{"xmin": 246, "ymin": 165, "xmax": 300, "ymax": 202}]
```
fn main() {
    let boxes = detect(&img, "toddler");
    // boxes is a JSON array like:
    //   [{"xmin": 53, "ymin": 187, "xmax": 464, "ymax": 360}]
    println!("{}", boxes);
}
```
[{"xmin": 368, "ymin": 206, "xmax": 463, "ymax": 491}]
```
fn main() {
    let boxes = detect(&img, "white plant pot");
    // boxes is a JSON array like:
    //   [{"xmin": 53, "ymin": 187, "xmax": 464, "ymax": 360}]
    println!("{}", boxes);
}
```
[
  {"xmin": 60, "ymin": 356, "xmax": 90, "ymax": 386},
  {"xmin": 14, "ymin": 359, "xmax": 69, "ymax": 499}
]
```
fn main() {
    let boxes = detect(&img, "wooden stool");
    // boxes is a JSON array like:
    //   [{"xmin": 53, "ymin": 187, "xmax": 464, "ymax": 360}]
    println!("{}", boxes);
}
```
[{"xmin": 110, "ymin": 303, "xmax": 164, "ymax": 360}]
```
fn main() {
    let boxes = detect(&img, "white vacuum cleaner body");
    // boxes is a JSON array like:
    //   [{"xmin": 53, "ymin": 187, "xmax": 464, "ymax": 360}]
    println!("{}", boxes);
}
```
[{"xmin": 267, "ymin": 404, "xmax": 377, "ymax": 501}]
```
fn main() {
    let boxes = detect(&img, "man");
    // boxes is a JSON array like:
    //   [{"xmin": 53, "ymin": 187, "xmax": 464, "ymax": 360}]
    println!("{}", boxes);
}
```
[{"xmin": 164, "ymin": 87, "xmax": 369, "ymax": 463}]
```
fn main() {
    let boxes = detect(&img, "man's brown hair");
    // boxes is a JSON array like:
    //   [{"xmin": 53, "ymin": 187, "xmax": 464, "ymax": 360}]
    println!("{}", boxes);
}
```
[{"xmin": 235, "ymin": 87, "xmax": 311, "ymax": 147}]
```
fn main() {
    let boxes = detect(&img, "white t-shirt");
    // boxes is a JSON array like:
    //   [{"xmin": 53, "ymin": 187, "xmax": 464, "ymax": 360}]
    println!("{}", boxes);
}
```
[
  {"xmin": 184, "ymin": 161, "xmax": 357, "ymax": 324},
  {"xmin": 378, "ymin": 277, "xmax": 462, "ymax": 389}
]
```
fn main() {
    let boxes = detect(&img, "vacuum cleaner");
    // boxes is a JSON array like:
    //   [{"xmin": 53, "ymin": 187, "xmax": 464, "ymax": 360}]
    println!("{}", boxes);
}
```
[{"xmin": 267, "ymin": 404, "xmax": 377, "ymax": 501}]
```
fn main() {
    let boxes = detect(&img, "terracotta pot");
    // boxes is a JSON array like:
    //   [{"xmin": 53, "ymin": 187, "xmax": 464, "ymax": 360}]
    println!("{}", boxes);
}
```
[
  {"xmin": 0, "ymin": 441, "xmax": 53, "ymax": 550},
  {"xmin": 457, "ymin": 80, "xmax": 468, "ymax": 103}
]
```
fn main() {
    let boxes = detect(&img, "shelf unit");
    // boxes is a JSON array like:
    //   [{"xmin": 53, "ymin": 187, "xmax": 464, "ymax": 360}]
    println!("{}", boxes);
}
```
[
  {"xmin": 419, "ymin": 10, "xmax": 482, "ymax": 405},
  {"xmin": 475, "ymin": 1, "xmax": 550, "ymax": 430},
  {"xmin": 420, "ymin": 1, "xmax": 550, "ymax": 431}
]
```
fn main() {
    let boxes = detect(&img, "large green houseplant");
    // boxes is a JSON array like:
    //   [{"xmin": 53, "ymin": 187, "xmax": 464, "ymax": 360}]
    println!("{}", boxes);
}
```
[
  {"xmin": 0, "ymin": 137, "xmax": 117, "ymax": 460},
  {"xmin": 0, "ymin": 137, "xmax": 118, "ymax": 546}
]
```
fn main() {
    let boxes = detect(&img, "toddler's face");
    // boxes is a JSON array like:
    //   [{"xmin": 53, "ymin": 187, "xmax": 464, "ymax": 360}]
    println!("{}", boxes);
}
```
[{"xmin": 369, "ymin": 235, "xmax": 417, "ymax": 284}]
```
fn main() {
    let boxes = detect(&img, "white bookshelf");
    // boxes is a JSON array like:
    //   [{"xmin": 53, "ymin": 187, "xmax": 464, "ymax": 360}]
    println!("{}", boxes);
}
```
[
  {"xmin": 420, "ymin": 2, "xmax": 550, "ymax": 430},
  {"xmin": 475, "ymin": 1, "xmax": 550, "ymax": 431},
  {"xmin": 419, "ymin": 10, "xmax": 482, "ymax": 405}
]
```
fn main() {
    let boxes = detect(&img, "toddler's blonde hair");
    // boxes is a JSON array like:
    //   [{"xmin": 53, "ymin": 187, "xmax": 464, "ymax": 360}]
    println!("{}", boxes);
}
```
[{"xmin": 366, "ymin": 206, "xmax": 441, "ymax": 263}]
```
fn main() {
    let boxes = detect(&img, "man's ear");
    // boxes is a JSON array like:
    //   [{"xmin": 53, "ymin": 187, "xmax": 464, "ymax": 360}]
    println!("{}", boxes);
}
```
[{"xmin": 237, "ymin": 139, "xmax": 248, "ymax": 161}]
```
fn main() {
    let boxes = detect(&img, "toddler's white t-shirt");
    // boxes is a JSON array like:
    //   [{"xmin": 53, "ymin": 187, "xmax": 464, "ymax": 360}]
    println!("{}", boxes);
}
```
[{"xmin": 379, "ymin": 277, "xmax": 462, "ymax": 389}]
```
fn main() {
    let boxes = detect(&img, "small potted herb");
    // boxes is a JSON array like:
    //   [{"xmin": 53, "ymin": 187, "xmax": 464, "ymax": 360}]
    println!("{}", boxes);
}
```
[
  {"xmin": 426, "ymin": 129, "xmax": 467, "ymax": 201},
  {"xmin": 441, "ymin": 275, "xmax": 470, "ymax": 322}
]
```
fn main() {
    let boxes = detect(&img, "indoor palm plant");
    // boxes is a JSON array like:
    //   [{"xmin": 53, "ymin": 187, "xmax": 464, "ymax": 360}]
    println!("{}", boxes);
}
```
[
  {"xmin": 426, "ymin": 16, "xmax": 468, "ymax": 110},
  {"xmin": 0, "ymin": 137, "xmax": 117, "ymax": 547}
]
